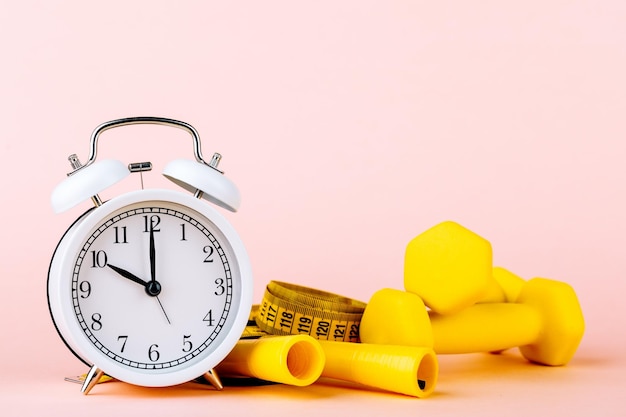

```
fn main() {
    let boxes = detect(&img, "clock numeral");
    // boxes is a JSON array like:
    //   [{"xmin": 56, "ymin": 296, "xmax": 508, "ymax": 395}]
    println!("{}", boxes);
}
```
[
  {"xmin": 143, "ymin": 215, "xmax": 161, "ymax": 233},
  {"xmin": 118, "ymin": 335, "xmax": 128, "ymax": 352},
  {"xmin": 203, "ymin": 310, "xmax": 214, "ymax": 326},
  {"xmin": 203, "ymin": 245, "xmax": 214, "ymax": 263},
  {"xmin": 113, "ymin": 226, "xmax": 128, "ymax": 244},
  {"xmin": 214, "ymin": 278, "xmax": 225, "ymax": 296},
  {"xmin": 182, "ymin": 335, "xmax": 193, "ymax": 352},
  {"xmin": 91, "ymin": 313, "xmax": 103, "ymax": 331},
  {"xmin": 180, "ymin": 224, "xmax": 187, "ymax": 241},
  {"xmin": 90, "ymin": 250, "xmax": 108, "ymax": 268},
  {"xmin": 148, "ymin": 344, "xmax": 160, "ymax": 362},
  {"xmin": 79, "ymin": 281, "xmax": 91, "ymax": 298}
]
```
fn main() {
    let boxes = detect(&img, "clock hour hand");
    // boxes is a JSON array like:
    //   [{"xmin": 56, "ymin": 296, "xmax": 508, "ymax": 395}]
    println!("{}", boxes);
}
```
[
  {"xmin": 108, "ymin": 263, "xmax": 162, "ymax": 297},
  {"xmin": 107, "ymin": 264, "xmax": 149, "ymax": 287},
  {"xmin": 107, "ymin": 263, "xmax": 170, "ymax": 324}
]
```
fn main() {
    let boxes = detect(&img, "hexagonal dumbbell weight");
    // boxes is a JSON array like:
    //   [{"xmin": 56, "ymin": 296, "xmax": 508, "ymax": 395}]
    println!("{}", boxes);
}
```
[
  {"xmin": 403, "ymin": 221, "xmax": 495, "ymax": 315},
  {"xmin": 403, "ymin": 221, "xmax": 547, "ymax": 313}
]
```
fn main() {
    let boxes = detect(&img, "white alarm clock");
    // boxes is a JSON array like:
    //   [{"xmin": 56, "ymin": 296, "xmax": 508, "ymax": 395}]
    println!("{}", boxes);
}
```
[{"xmin": 47, "ymin": 117, "xmax": 253, "ymax": 394}]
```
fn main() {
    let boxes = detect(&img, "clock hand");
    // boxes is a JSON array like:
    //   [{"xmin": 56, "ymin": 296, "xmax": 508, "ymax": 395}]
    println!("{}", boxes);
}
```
[
  {"xmin": 149, "ymin": 226, "xmax": 156, "ymax": 285},
  {"xmin": 148, "ymin": 227, "xmax": 170, "ymax": 324},
  {"xmin": 155, "ymin": 296, "xmax": 171, "ymax": 324},
  {"xmin": 107, "ymin": 264, "xmax": 149, "ymax": 287},
  {"xmin": 107, "ymin": 263, "xmax": 171, "ymax": 324},
  {"xmin": 146, "ymin": 226, "xmax": 161, "ymax": 297}
]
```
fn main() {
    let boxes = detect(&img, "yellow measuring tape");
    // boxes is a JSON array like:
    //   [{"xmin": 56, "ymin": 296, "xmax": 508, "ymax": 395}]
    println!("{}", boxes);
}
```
[{"xmin": 253, "ymin": 281, "xmax": 366, "ymax": 342}]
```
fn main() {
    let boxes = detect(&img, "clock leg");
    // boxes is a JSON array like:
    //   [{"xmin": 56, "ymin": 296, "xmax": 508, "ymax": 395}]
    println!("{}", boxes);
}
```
[
  {"xmin": 202, "ymin": 368, "xmax": 224, "ymax": 390},
  {"xmin": 81, "ymin": 365, "xmax": 105, "ymax": 395}
]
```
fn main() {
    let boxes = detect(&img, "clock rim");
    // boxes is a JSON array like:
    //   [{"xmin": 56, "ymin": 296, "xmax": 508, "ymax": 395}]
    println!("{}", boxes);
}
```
[{"xmin": 47, "ymin": 189, "xmax": 253, "ymax": 387}]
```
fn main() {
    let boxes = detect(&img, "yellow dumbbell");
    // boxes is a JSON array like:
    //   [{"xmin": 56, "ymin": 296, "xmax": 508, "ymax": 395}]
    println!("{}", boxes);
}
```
[
  {"xmin": 361, "ymin": 278, "xmax": 584, "ymax": 366},
  {"xmin": 430, "ymin": 277, "xmax": 584, "ymax": 365}
]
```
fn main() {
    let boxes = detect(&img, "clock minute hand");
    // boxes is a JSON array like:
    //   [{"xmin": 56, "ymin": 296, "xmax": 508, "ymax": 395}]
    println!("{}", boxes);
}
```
[
  {"xmin": 149, "ymin": 226, "xmax": 156, "ymax": 284},
  {"xmin": 145, "ymin": 226, "xmax": 162, "ymax": 297},
  {"xmin": 107, "ymin": 264, "xmax": 149, "ymax": 287}
]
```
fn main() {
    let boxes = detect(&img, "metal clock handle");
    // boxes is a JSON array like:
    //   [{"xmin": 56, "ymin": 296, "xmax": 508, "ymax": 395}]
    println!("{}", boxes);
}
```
[{"xmin": 74, "ymin": 117, "xmax": 215, "ymax": 172}]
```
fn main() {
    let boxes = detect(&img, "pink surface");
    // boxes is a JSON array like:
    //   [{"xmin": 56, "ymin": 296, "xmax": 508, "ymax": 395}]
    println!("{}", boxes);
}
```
[{"xmin": 1, "ymin": 1, "xmax": 625, "ymax": 415}]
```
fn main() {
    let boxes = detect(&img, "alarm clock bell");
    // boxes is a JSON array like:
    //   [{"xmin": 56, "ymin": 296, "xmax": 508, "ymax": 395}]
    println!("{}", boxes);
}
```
[{"xmin": 51, "ymin": 157, "xmax": 129, "ymax": 213}]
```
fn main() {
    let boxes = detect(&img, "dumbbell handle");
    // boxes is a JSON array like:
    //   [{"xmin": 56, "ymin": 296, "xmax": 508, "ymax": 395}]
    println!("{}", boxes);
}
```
[{"xmin": 430, "ymin": 303, "xmax": 542, "ymax": 354}]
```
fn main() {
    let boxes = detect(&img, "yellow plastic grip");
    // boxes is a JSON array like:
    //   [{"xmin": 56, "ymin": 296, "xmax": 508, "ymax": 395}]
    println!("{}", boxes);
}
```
[
  {"xmin": 479, "ymin": 267, "xmax": 527, "ymax": 303},
  {"xmin": 216, "ymin": 335, "xmax": 325, "ymax": 387},
  {"xmin": 318, "ymin": 340, "xmax": 438, "ymax": 398},
  {"xmin": 430, "ymin": 303, "xmax": 543, "ymax": 353},
  {"xmin": 493, "ymin": 267, "xmax": 526, "ymax": 302}
]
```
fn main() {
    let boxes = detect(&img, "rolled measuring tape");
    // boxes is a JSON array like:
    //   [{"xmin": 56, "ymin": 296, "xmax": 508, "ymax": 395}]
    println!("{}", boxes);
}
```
[{"xmin": 253, "ymin": 281, "xmax": 367, "ymax": 342}]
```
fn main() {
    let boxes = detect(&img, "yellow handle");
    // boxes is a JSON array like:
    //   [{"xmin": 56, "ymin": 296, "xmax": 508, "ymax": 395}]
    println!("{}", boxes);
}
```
[
  {"xmin": 216, "ymin": 335, "xmax": 325, "ymax": 387},
  {"xmin": 479, "ymin": 267, "xmax": 526, "ymax": 303},
  {"xmin": 430, "ymin": 303, "xmax": 542, "ymax": 353},
  {"xmin": 318, "ymin": 340, "xmax": 438, "ymax": 398}
]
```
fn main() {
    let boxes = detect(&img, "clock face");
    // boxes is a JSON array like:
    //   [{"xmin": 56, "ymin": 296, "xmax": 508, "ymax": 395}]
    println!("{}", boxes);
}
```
[{"xmin": 48, "ymin": 190, "xmax": 252, "ymax": 386}]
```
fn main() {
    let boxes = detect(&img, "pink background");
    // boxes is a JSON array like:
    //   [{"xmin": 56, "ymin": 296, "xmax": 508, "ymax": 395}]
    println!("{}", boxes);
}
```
[{"xmin": 1, "ymin": 1, "xmax": 625, "ymax": 415}]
